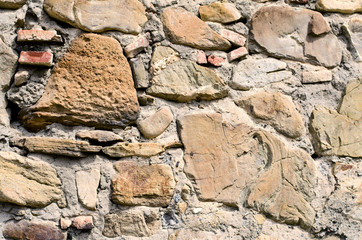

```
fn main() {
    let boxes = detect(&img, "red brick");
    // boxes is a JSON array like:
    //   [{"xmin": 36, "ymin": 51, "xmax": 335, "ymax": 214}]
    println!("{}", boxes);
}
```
[
  {"xmin": 124, "ymin": 34, "xmax": 150, "ymax": 58},
  {"xmin": 227, "ymin": 47, "xmax": 248, "ymax": 62},
  {"xmin": 18, "ymin": 51, "xmax": 53, "ymax": 67},
  {"xmin": 196, "ymin": 50, "xmax": 207, "ymax": 64},
  {"xmin": 207, "ymin": 55, "xmax": 225, "ymax": 67},
  {"xmin": 17, "ymin": 29, "xmax": 62, "ymax": 42},
  {"xmin": 220, "ymin": 29, "xmax": 246, "ymax": 47}
]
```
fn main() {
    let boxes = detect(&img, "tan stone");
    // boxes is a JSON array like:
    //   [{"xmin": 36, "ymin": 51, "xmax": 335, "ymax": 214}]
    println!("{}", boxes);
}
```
[
  {"xmin": 343, "ymin": 17, "xmax": 362, "ymax": 62},
  {"xmin": 72, "ymin": 216, "xmax": 94, "ymax": 230},
  {"xmin": 316, "ymin": 0, "xmax": 362, "ymax": 14},
  {"xmin": 76, "ymin": 168, "xmax": 100, "ymax": 210},
  {"xmin": 0, "ymin": 0, "xmax": 26, "ymax": 9},
  {"xmin": 236, "ymin": 92, "xmax": 306, "ymax": 138},
  {"xmin": 254, "ymin": 214, "xmax": 266, "ymax": 225},
  {"xmin": 257, "ymin": 235, "xmax": 278, "ymax": 240},
  {"xmin": 169, "ymin": 229, "xmax": 226, "ymax": 240},
  {"xmin": 137, "ymin": 106, "xmax": 173, "ymax": 139},
  {"xmin": 44, "ymin": 0, "xmax": 147, "ymax": 34},
  {"xmin": 339, "ymin": 78, "xmax": 362, "ymax": 121},
  {"xmin": 0, "ymin": 151, "xmax": 64, "ymax": 207},
  {"xmin": 76, "ymin": 130, "xmax": 123, "ymax": 143},
  {"xmin": 20, "ymin": 34, "xmax": 139, "ymax": 131},
  {"xmin": 162, "ymin": 7, "xmax": 231, "ymax": 50},
  {"xmin": 302, "ymin": 69, "xmax": 332, "ymax": 84},
  {"xmin": 0, "ymin": 37, "xmax": 18, "ymax": 90},
  {"xmin": 150, "ymin": 46, "xmax": 179, "ymax": 76},
  {"xmin": 199, "ymin": 2, "xmax": 241, "ymax": 24},
  {"xmin": 112, "ymin": 161, "xmax": 175, "ymax": 206},
  {"xmin": 103, "ymin": 142, "xmax": 164, "ymax": 158}
]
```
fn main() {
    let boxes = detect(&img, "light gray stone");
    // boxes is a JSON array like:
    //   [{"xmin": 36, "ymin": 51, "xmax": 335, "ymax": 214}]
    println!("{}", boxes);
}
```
[
  {"xmin": 76, "ymin": 168, "xmax": 100, "ymax": 210},
  {"xmin": 0, "ymin": 37, "xmax": 17, "ymax": 90}
]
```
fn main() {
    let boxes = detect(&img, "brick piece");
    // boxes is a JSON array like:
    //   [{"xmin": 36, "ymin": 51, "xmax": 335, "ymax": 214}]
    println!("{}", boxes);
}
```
[
  {"xmin": 227, "ymin": 47, "xmax": 248, "ymax": 62},
  {"xmin": 207, "ymin": 55, "xmax": 225, "ymax": 67},
  {"xmin": 17, "ymin": 29, "xmax": 62, "ymax": 43},
  {"xmin": 196, "ymin": 50, "xmax": 207, "ymax": 64},
  {"xmin": 72, "ymin": 216, "xmax": 94, "ymax": 230},
  {"xmin": 220, "ymin": 29, "xmax": 246, "ymax": 47},
  {"xmin": 124, "ymin": 34, "xmax": 149, "ymax": 58},
  {"xmin": 18, "ymin": 51, "xmax": 53, "ymax": 67}
]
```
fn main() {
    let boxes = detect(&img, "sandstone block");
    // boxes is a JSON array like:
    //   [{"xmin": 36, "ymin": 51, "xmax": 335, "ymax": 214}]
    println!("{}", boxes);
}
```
[
  {"xmin": 103, "ymin": 142, "xmax": 164, "ymax": 157},
  {"xmin": 199, "ymin": 2, "xmax": 241, "ymax": 24},
  {"xmin": 227, "ymin": 47, "xmax": 248, "ymax": 62},
  {"xmin": 339, "ymin": 78, "xmax": 362, "ymax": 121},
  {"xmin": 17, "ymin": 29, "xmax": 62, "ymax": 43},
  {"xmin": 137, "ymin": 106, "xmax": 173, "ymax": 139}
]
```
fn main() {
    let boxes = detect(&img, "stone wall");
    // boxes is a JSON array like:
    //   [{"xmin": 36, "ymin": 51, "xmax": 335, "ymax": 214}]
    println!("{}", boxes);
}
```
[{"xmin": 0, "ymin": 0, "xmax": 361, "ymax": 239}]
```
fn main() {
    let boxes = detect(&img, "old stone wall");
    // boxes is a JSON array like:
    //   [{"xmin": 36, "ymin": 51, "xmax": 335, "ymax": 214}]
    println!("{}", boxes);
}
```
[{"xmin": 0, "ymin": 0, "xmax": 361, "ymax": 239}]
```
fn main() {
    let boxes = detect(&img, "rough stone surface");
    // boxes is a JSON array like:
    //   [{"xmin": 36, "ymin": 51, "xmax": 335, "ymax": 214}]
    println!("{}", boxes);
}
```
[
  {"xmin": 17, "ymin": 29, "xmax": 62, "ymax": 43},
  {"xmin": 0, "ymin": 93, "xmax": 10, "ymax": 126},
  {"xmin": 0, "ymin": 151, "xmax": 64, "ymax": 207},
  {"xmin": 103, "ymin": 142, "xmax": 164, "ymax": 158},
  {"xmin": 76, "ymin": 130, "xmax": 123, "ymax": 143},
  {"xmin": 150, "ymin": 45, "xmax": 180, "ymax": 75},
  {"xmin": 76, "ymin": 168, "xmax": 100, "ymax": 210},
  {"xmin": 0, "ymin": 37, "xmax": 18, "ymax": 90},
  {"xmin": 162, "ymin": 7, "xmax": 231, "ymax": 50},
  {"xmin": 112, "ymin": 161, "xmax": 175, "ymax": 206},
  {"xmin": 20, "ymin": 34, "xmax": 139, "ymax": 131},
  {"xmin": 43, "ymin": 0, "xmax": 147, "ymax": 34},
  {"xmin": 316, "ymin": 0, "xmax": 362, "ymax": 13},
  {"xmin": 137, "ymin": 106, "xmax": 173, "ymax": 139},
  {"xmin": 199, "ymin": 2, "xmax": 241, "ymax": 24},
  {"xmin": 343, "ymin": 17, "xmax": 362, "ymax": 62},
  {"xmin": 302, "ymin": 69, "xmax": 332, "ymax": 84},
  {"xmin": 0, "ymin": 0, "xmax": 26, "ymax": 9},
  {"xmin": 339, "ymin": 78, "xmax": 362, "ymax": 121},
  {"xmin": 251, "ymin": 6, "xmax": 342, "ymax": 67},
  {"xmin": 72, "ymin": 216, "xmax": 94, "ymax": 230},
  {"xmin": 130, "ymin": 57, "xmax": 150, "ymax": 88}
]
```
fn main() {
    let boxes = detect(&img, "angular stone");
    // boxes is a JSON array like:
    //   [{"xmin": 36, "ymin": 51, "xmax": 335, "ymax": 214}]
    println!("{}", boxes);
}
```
[
  {"xmin": 18, "ymin": 51, "xmax": 53, "ymax": 67},
  {"xmin": 0, "ymin": 37, "xmax": 18, "ymax": 89},
  {"xmin": 60, "ymin": 218, "xmax": 72, "ymax": 230},
  {"xmin": 220, "ymin": 29, "xmax": 246, "ymax": 46},
  {"xmin": 150, "ymin": 46, "xmax": 180, "ymax": 75},
  {"xmin": 289, "ymin": 0, "xmax": 308, "ymax": 4},
  {"xmin": 343, "ymin": 17, "xmax": 362, "ymax": 62},
  {"xmin": 130, "ymin": 58, "xmax": 150, "ymax": 88},
  {"xmin": 17, "ymin": 29, "xmax": 62, "ymax": 43},
  {"xmin": 227, "ymin": 47, "xmax": 248, "ymax": 62},
  {"xmin": 251, "ymin": 6, "xmax": 342, "ymax": 67},
  {"xmin": 112, "ymin": 161, "xmax": 175, "ymax": 206},
  {"xmin": 3, "ymin": 220, "xmax": 65, "ymax": 240},
  {"xmin": 178, "ymin": 113, "xmax": 316, "ymax": 228},
  {"xmin": 236, "ymin": 92, "xmax": 306, "ymax": 138},
  {"xmin": 196, "ymin": 50, "xmax": 207, "ymax": 65},
  {"xmin": 124, "ymin": 34, "xmax": 149, "ymax": 58},
  {"xmin": 138, "ymin": 95, "xmax": 155, "ymax": 106},
  {"xmin": 339, "ymin": 78, "xmax": 362, "ymax": 121},
  {"xmin": 137, "ymin": 106, "xmax": 173, "ymax": 139},
  {"xmin": 103, "ymin": 142, "xmax": 164, "ymax": 158},
  {"xmin": 103, "ymin": 208, "xmax": 161, "ymax": 237},
  {"xmin": 76, "ymin": 130, "xmax": 123, "ymax": 143},
  {"xmin": 72, "ymin": 216, "xmax": 94, "ymax": 230},
  {"xmin": 316, "ymin": 0, "xmax": 362, "ymax": 14},
  {"xmin": 162, "ymin": 7, "xmax": 231, "ymax": 50},
  {"xmin": 20, "ymin": 34, "xmax": 139, "ymax": 131},
  {"xmin": 14, "ymin": 70, "xmax": 30, "ymax": 87},
  {"xmin": 76, "ymin": 169, "xmax": 100, "ymax": 210},
  {"xmin": 0, "ymin": 93, "xmax": 10, "ymax": 126},
  {"xmin": 207, "ymin": 54, "xmax": 225, "ymax": 67},
  {"xmin": 302, "ymin": 68, "xmax": 332, "ymax": 84},
  {"xmin": 147, "ymin": 59, "xmax": 228, "ymax": 102},
  {"xmin": 0, "ymin": 151, "xmax": 64, "ymax": 207},
  {"xmin": 199, "ymin": 2, "xmax": 241, "ymax": 24},
  {"xmin": 230, "ymin": 57, "xmax": 292, "ymax": 90},
  {"xmin": 43, "ymin": 0, "xmax": 147, "ymax": 34},
  {"xmin": 0, "ymin": 0, "xmax": 26, "ymax": 9}
]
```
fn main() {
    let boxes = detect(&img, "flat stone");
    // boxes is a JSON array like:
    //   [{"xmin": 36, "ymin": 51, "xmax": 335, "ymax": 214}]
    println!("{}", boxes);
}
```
[
  {"xmin": 220, "ymin": 29, "xmax": 246, "ymax": 47},
  {"xmin": 18, "ymin": 51, "xmax": 53, "ymax": 67},
  {"xmin": 76, "ymin": 169, "xmax": 100, "ymax": 210},
  {"xmin": 43, "ymin": 0, "xmax": 147, "ymax": 34},
  {"xmin": 137, "ymin": 106, "xmax": 173, "ymax": 139},
  {"xmin": 112, "ymin": 161, "xmax": 175, "ymax": 206},
  {"xmin": 230, "ymin": 57, "xmax": 292, "ymax": 90},
  {"xmin": 199, "ymin": 2, "xmax": 241, "ymax": 24},
  {"xmin": 251, "ymin": 6, "xmax": 342, "ymax": 67},
  {"xmin": 76, "ymin": 130, "xmax": 123, "ymax": 143},
  {"xmin": 103, "ymin": 142, "xmax": 164, "ymax": 158},
  {"xmin": 236, "ymin": 92, "xmax": 306, "ymax": 138},
  {"xmin": 147, "ymin": 59, "xmax": 228, "ymax": 102},
  {"xmin": 20, "ymin": 34, "xmax": 139, "ymax": 131},
  {"xmin": 0, "ymin": 0, "xmax": 26, "ymax": 9},
  {"xmin": 0, "ymin": 93, "xmax": 10, "ymax": 126},
  {"xmin": 72, "ymin": 216, "xmax": 94, "ymax": 230},
  {"xmin": 17, "ymin": 29, "xmax": 62, "ymax": 43},
  {"xmin": 0, "ymin": 151, "xmax": 64, "ymax": 207},
  {"xmin": 3, "ymin": 220, "xmax": 65, "ymax": 240},
  {"xmin": 302, "ymin": 68, "xmax": 333, "ymax": 84},
  {"xmin": 343, "ymin": 17, "xmax": 362, "ymax": 62},
  {"xmin": 150, "ymin": 46, "xmax": 180, "ymax": 75},
  {"xmin": 124, "ymin": 34, "xmax": 149, "ymax": 58},
  {"xmin": 103, "ymin": 208, "xmax": 161, "ymax": 237},
  {"xmin": 0, "ymin": 37, "xmax": 18, "ymax": 89},
  {"xmin": 162, "ymin": 7, "xmax": 231, "ymax": 50},
  {"xmin": 130, "ymin": 57, "xmax": 150, "ymax": 88},
  {"xmin": 339, "ymin": 78, "xmax": 362, "ymax": 121},
  {"xmin": 15, "ymin": 137, "xmax": 101, "ymax": 157},
  {"xmin": 227, "ymin": 47, "xmax": 248, "ymax": 62},
  {"xmin": 316, "ymin": 0, "xmax": 362, "ymax": 14}
]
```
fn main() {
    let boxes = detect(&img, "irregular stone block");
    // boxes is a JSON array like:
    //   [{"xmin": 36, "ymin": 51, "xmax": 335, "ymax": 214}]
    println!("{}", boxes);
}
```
[
  {"xmin": 18, "ymin": 51, "xmax": 53, "ymax": 67},
  {"xmin": 137, "ymin": 106, "xmax": 173, "ymax": 139},
  {"xmin": 138, "ymin": 95, "xmax": 155, "ymax": 106},
  {"xmin": 207, "ymin": 54, "xmax": 225, "ymax": 67},
  {"xmin": 17, "ymin": 29, "xmax": 62, "ymax": 43},
  {"xmin": 112, "ymin": 161, "xmax": 175, "ymax": 206},
  {"xmin": 76, "ymin": 130, "xmax": 123, "ymax": 143},
  {"xmin": 227, "ymin": 47, "xmax": 248, "ymax": 62},
  {"xmin": 220, "ymin": 29, "xmax": 246, "ymax": 46},
  {"xmin": 20, "ymin": 34, "xmax": 139, "ymax": 131},
  {"xmin": 124, "ymin": 34, "xmax": 149, "ymax": 58},
  {"xmin": 0, "ymin": 0, "xmax": 26, "ymax": 9},
  {"xmin": 0, "ymin": 93, "xmax": 10, "ymax": 126},
  {"xmin": 72, "ymin": 216, "xmax": 94, "ymax": 230},
  {"xmin": 43, "ymin": 0, "xmax": 147, "ymax": 34},
  {"xmin": 339, "ymin": 78, "xmax": 362, "ymax": 121},
  {"xmin": 316, "ymin": 0, "xmax": 362, "ymax": 14},
  {"xmin": 76, "ymin": 168, "xmax": 100, "ymax": 210},
  {"xmin": 0, "ymin": 151, "xmax": 64, "ymax": 207},
  {"xmin": 60, "ymin": 218, "xmax": 72, "ymax": 230},
  {"xmin": 196, "ymin": 50, "xmax": 207, "ymax": 65},
  {"xmin": 0, "ymin": 37, "xmax": 18, "ymax": 89},
  {"xmin": 343, "ymin": 17, "xmax": 362, "ymax": 62},
  {"xmin": 150, "ymin": 45, "xmax": 180, "ymax": 75},
  {"xmin": 14, "ymin": 70, "xmax": 30, "ymax": 86},
  {"xmin": 130, "ymin": 57, "xmax": 150, "ymax": 88},
  {"xmin": 302, "ymin": 69, "xmax": 332, "ymax": 84},
  {"xmin": 199, "ymin": 2, "xmax": 241, "ymax": 24},
  {"xmin": 103, "ymin": 142, "xmax": 164, "ymax": 158},
  {"xmin": 162, "ymin": 7, "xmax": 231, "ymax": 50}
]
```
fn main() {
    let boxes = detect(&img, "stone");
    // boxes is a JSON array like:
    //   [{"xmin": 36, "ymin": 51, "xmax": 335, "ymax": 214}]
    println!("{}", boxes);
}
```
[
  {"xmin": 14, "ymin": 137, "xmax": 102, "ymax": 157},
  {"xmin": 339, "ymin": 78, "xmax": 362, "ymax": 121},
  {"xmin": 316, "ymin": 0, "xmax": 362, "ymax": 14},
  {"xmin": 289, "ymin": 0, "xmax": 308, "ymax": 4},
  {"xmin": 196, "ymin": 50, "xmax": 207, "ymax": 65},
  {"xmin": 0, "ymin": 37, "xmax": 18, "ymax": 90},
  {"xmin": 220, "ymin": 29, "xmax": 246, "ymax": 47},
  {"xmin": 43, "ymin": 0, "xmax": 147, "ymax": 34},
  {"xmin": 302, "ymin": 69, "xmax": 332, "ymax": 84},
  {"xmin": 254, "ymin": 214, "xmax": 266, "ymax": 225},
  {"xmin": 227, "ymin": 47, "xmax": 248, "ymax": 62},
  {"xmin": 112, "ymin": 161, "xmax": 175, "ymax": 206},
  {"xmin": 124, "ymin": 34, "xmax": 149, "ymax": 58},
  {"xmin": 236, "ymin": 92, "xmax": 306, "ymax": 138},
  {"xmin": 20, "ymin": 34, "xmax": 139, "ymax": 131},
  {"xmin": 76, "ymin": 130, "xmax": 123, "ymax": 143},
  {"xmin": 150, "ymin": 45, "xmax": 179, "ymax": 75},
  {"xmin": 178, "ymin": 113, "xmax": 316, "ymax": 228},
  {"xmin": 3, "ymin": 220, "xmax": 65, "ymax": 240},
  {"xmin": 0, "ymin": 93, "xmax": 10, "ymax": 126},
  {"xmin": 207, "ymin": 54, "xmax": 225, "ymax": 67},
  {"xmin": 17, "ymin": 29, "xmax": 62, "ymax": 43},
  {"xmin": 60, "ymin": 218, "xmax": 72, "ymax": 230},
  {"xmin": 103, "ymin": 142, "xmax": 164, "ymax": 158},
  {"xmin": 137, "ymin": 106, "xmax": 173, "ymax": 139},
  {"xmin": 162, "ymin": 7, "xmax": 231, "ymax": 50},
  {"xmin": 103, "ymin": 208, "xmax": 161, "ymax": 237},
  {"xmin": 147, "ymin": 59, "xmax": 228, "ymax": 102},
  {"xmin": 18, "ymin": 51, "xmax": 53, "ymax": 67},
  {"xmin": 0, "ymin": 0, "xmax": 26, "ymax": 9},
  {"xmin": 0, "ymin": 151, "xmax": 64, "ymax": 207},
  {"xmin": 199, "ymin": 2, "xmax": 241, "ymax": 24},
  {"xmin": 76, "ymin": 169, "xmax": 100, "ymax": 210},
  {"xmin": 169, "ymin": 229, "xmax": 225, "ymax": 240},
  {"xmin": 251, "ymin": 6, "xmax": 342, "ymax": 67},
  {"xmin": 72, "ymin": 216, "xmax": 94, "ymax": 230},
  {"xmin": 138, "ymin": 95, "xmax": 155, "ymax": 106},
  {"xmin": 130, "ymin": 57, "xmax": 150, "ymax": 88},
  {"xmin": 230, "ymin": 57, "xmax": 292, "ymax": 90},
  {"xmin": 343, "ymin": 17, "xmax": 362, "ymax": 62},
  {"xmin": 14, "ymin": 70, "xmax": 30, "ymax": 86}
]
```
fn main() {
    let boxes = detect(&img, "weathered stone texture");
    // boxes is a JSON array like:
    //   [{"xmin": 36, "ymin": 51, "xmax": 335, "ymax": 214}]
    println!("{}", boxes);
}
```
[
  {"xmin": 137, "ymin": 106, "xmax": 173, "ymax": 139},
  {"xmin": 339, "ymin": 78, "xmax": 362, "ymax": 121},
  {"xmin": 316, "ymin": 0, "xmax": 362, "ymax": 13},
  {"xmin": 0, "ymin": 0, "xmax": 26, "ymax": 9},
  {"xmin": 103, "ymin": 142, "xmax": 164, "ymax": 158},
  {"xmin": 199, "ymin": 2, "xmax": 241, "ymax": 24},
  {"xmin": 76, "ymin": 169, "xmax": 100, "ymax": 210},
  {"xmin": 0, "ymin": 37, "xmax": 18, "ymax": 90},
  {"xmin": 343, "ymin": 17, "xmax": 362, "ymax": 62},
  {"xmin": 76, "ymin": 130, "xmax": 123, "ymax": 143}
]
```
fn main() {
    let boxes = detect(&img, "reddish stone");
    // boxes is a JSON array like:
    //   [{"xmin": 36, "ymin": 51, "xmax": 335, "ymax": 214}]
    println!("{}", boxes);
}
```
[
  {"xmin": 18, "ymin": 51, "xmax": 53, "ymax": 67},
  {"xmin": 220, "ymin": 29, "xmax": 246, "ymax": 47},
  {"xmin": 227, "ymin": 47, "xmax": 248, "ymax": 62},
  {"xmin": 124, "ymin": 34, "xmax": 150, "ymax": 58},
  {"xmin": 17, "ymin": 29, "xmax": 62, "ymax": 43},
  {"xmin": 196, "ymin": 50, "xmax": 207, "ymax": 64},
  {"xmin": 207, "ymin": 55, "xmax": 225, "ymax": 67},
  {"xmin": 72, "ymin": 216, "xmax": 94, "ymax": 230}
]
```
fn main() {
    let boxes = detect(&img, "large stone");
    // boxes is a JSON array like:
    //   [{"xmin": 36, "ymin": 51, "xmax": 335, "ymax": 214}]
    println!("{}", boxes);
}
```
[
  {"xmin": 20, "ymin": 34, "xmax": 139, "ymax": 131},
  {"xmin": 178, "ymin": 113, "xmax": 316, "ymax": 228},
  {"xmin": 0, "ymin": 37, "xmax": 17, "ymax": 90},
  {"xmin": 199, "ymin": 2, "xmax": 241, "ymax": 24},
  {"xmin": 43, "ymin": 0, "xmax": 147, "ymax": 34},
  {"xmin": 76, "ymin": 169, "xmax": 100, "ymax": 210},
  {"xmin": 236, "ymin": 92, "xmax": 306, "ymax": 138},
  {"xmin": 3, "ymin": 220, "xmax": 65, "ymax": 240},
  {"xmin": 0, "ymin": 0, "xmax": 26, "ymax": 9},
  {"xmin": 251, "ymin": 6, "xmax": 342, "ymax": 67},
  {"xmin": 339, "ymin": 78, "xmax": 362, "ymax": 121},
  {"xmin": 103, "ymin": 142, "xmax": 164, "ymax": 158},
  {"xmin": 230, "ymin": 57, "xmax": 292, "ymax": 90},
  {"xmin": 0, "ymin": 151, "xmax": 64, "ymax": 207},
  {"xmin": 316, "ymin": 0, "xmax": 362, "ymax": 14},
  {"xmin": 343, "ymin": 17, "xmax": 362, "ymax": 62},
  {"xmin": 162, "ymin": 7, "xmax": 231, "ymax": 50},
  {"xmin": 103, "ymin": 208, "xmax": 161, "ymax": 237},
  {"xmin": 146, "ymin": 59, "xmax": 228, "ymax": 102},
  {"xmin": 137, "ymin": 106, "xmax": 173, "ymax": 139},
  {"xmin": 112, "ymin": 161, "xmax": 175, "ymax": 206}
]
